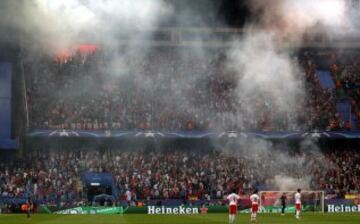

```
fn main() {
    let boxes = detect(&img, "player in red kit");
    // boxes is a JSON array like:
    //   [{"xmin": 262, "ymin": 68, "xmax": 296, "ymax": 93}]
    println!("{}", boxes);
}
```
[
  {"xmin": 295, "ymin": 188, "xmax": 302, "ymax": 220},
  {"xmin": 227, "ymin": 190, "xmax": 240, "ymax": 224},
  {"xmin": 250, "ymin": 189, "xmax": 260, "ymax": 222}
]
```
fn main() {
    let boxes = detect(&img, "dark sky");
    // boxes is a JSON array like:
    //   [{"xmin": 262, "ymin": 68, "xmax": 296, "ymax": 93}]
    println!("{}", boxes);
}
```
[
  {"xmin": 163, "ymin": 0, "xmax": 250, "ymax": 27},
  {"xmin": 0, "ymin": 0, "xmax": 251, "ymax": 48},
  {"xmin": 0, "ymin": 0, "xmax": 250, "ymax": 30},
  {"xmin": 217, "ymin": 0, "xmax": 250, "ymax": 27}
]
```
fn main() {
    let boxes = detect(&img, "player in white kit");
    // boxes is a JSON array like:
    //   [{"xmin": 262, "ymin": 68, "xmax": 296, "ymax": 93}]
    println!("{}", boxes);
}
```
[
  {"xmin": 250, "ymin": 189, "xmax": 260, "ymax": 222},
  {"xmin": 294, "ymin": 188, "xmax": 302, "ymax": 219},
  {"xmin": 227, "ymin": 190, "xmax": 240, "ymax": 224}
]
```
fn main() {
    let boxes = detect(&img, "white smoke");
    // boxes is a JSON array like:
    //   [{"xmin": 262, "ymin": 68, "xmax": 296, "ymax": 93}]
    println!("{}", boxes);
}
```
[
  {"xmin": 1, "ymin": 0, "xmax": 349, "ymax": 191},
  {"xmin": 222, "ymin": 0, "xmax": 349, "ymax": 190},
  {"xmin": 218, "ymin": 137, "xmax": 338, "ymax": 191},
  {"xmin": 227, "ymin": 0, "xmax": 352, "ymax": 130},
  {"xmin": 227, "ymin": 31, "xmax": 304, "ymax": 121},
  {"xmin": 248, "ymin": 0, "xmax": 350, "ymax": 42},
  {"xmin": 1, "ymin": 0, "xmax": 172, "ymax": 52},
  {"xmin": 272, "ymin": 175, "xmax": 312, "ymax": 190}
]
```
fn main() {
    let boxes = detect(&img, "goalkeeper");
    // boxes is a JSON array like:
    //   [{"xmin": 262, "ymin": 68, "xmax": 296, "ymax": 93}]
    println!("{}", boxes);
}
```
[{"xmin": 280, "ymin": 193, "xmax": 286, "ymax": 215}]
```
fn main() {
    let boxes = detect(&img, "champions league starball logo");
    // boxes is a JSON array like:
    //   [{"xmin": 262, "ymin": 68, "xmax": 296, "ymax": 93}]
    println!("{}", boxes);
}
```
[
  {"xmin": 135, "ymin": 131, "xmax": 165, "ymax": 138},
  {"xmin": 218, "ymin": 131, "xmax": 248, "ymax": 139},
  {"xmin": 49, "ymin": 130, "xmax": 80, "ymax": 137},
  {"xmin": 301, "ymin": 131, "xmax": 331, "ymax": 139}
]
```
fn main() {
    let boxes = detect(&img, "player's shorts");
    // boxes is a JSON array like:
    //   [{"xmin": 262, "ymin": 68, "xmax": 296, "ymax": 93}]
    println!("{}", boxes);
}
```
[
  {"xmin": 229, "ymin": 205, "xmax": 237, "ymax": 214},
  {"xmin": 252, "ymin": 204, "xmax": 259, "ymax": 213},
  {"xmin": 295, "ymin": 203, "xmax": 301, "ymax": 211}
]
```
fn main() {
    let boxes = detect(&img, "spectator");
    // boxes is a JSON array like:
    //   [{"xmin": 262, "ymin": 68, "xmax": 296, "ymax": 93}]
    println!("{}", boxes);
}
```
[{"xmin": 1, "ymin": 147, "xmax": 359, "ymax": 206}]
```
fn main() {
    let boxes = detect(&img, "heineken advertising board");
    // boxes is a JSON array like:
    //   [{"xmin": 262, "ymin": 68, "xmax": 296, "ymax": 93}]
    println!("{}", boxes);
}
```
[
  {"xmin": 39, "ymin": 204, "xmax": 321, "ymax": 215},
  {"xmin": 327, "ymin": 204, "xmax": 360, "ymax": 213},
  {"xmin": 147, "ymin": 206, "xmax": 199, "ymax": 214}
]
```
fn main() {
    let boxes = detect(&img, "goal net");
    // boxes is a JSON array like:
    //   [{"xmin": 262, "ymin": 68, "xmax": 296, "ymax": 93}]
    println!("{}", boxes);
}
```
[{"xmin": 259, "ymin": 191, "xmax": 325, "ymax": 213}]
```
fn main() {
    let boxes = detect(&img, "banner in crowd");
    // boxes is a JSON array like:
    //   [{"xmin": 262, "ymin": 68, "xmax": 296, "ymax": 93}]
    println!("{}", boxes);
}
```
[{"xmin": 27, "ymin": 129, "xmax": 360, "ymax": 139}]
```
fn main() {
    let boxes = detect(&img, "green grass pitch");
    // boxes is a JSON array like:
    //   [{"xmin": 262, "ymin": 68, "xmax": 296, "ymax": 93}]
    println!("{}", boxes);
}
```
[{"xmin": 1, "ymin": 213, "xmax": 360, "ymax": 224}]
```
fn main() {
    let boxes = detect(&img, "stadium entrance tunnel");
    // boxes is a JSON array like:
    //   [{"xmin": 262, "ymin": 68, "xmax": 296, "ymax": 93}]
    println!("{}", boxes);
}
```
[{"xmin": 83, "ymin": 172, "xmax": 116, "ymax": 205}]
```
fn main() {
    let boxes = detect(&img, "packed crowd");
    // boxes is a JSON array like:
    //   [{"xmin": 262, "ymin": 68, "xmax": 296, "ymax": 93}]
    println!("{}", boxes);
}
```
[
  {"xmin": 299, "ymin": 54, "xmax": 338, "ymax": 130},
  {"xmin": 331, "ymin": 53, "xmax": 360, "ymax": 128},
  {"xmin": 25, "ymin": 48, "xmax": 342, "ymax": 131},
  {"xmin": 0, "ymin": 147, "xmax": 359, "ymax": 207}
]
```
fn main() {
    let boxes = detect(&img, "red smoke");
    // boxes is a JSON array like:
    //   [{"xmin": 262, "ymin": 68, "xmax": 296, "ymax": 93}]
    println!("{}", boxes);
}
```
[{"xmin": 54, "ymin": 44, "xmax": 99, "ymax": 64}]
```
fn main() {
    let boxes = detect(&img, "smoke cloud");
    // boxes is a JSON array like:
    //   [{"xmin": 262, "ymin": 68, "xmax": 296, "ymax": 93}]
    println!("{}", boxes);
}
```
[
  {"xmin": 221, "ymin": 0, "xmax": 350, "ymax": 190},
  {"xmin": 227, "ymin": 31, "xmax": 304, "ymax": 128},
  {"xmin": 272, "ymin": 175, "xmax": 312, "ymax": 190},
  {"xmin": 248, "ymin": 0, "xmax": 350, "ymax": 42},
  {"xmin": 218, "ymin": 137, "xmax": 337, "ymax": 191},
  {"xmin": 0, "ymin": 0, "xmax": 172, "ymax": 52},
  {"xmin": 227, "ymin": 0, "xmax": 352, "ymax": 130},
  {"xmin": 1, "ymin": 0, "xmax": 353, "ymax": 191}
]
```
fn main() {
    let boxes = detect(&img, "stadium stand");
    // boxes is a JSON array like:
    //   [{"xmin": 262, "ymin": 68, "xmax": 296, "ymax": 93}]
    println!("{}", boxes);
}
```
[
  {"xmin": 1, "ymin": 147, "xmax": 359, "ymax": 208},
  {"xmin": 24, "ymin": 49, "xmax": 346, "ymax": 131}
]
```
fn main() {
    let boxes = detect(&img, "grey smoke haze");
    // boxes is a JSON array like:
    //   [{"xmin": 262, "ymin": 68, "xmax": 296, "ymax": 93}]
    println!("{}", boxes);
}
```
[
  {"xmin": 219, "ymin": 0, "xmax": 351, "ymax": 190},
  {"xmin": 3, "ymin": 0, "xmax": 353, "ymax": 190},
  {"xmin": 0, "ymin": 0, "xmax": 172, "ymax": 52},
  {"xmin": 272, "ymin": 175, "xmax": 312, "ymax": 190},
  {"xmin": 227, "ymin": 0, "xmax": 352, "ymax": 130},
  {"xmin": 218, "ymin": 136, "xmax": 340, "ymax": 191},
  {"xmin": 15, "ymin": 0, "xmax": 229, "ymax": 132},
  {"xmin": 227, "ymin": 31, "xmax": 304, "ymax": 128},
  {"xmin": 247, "ymin": 0, "xmax": 351, "ymax": 43}
]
